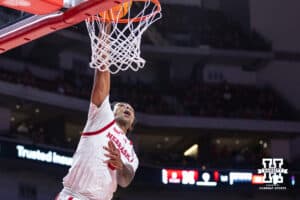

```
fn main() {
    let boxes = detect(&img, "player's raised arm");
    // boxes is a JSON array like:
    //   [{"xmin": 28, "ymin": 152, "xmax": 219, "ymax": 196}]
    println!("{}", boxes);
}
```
[
  {"xmin": 91, "ymin": 24, "xmax": 111, "ymax": 107},
  {"xmin": 91, "ymin": 69, "xmax": 110, "ymax": 107}
]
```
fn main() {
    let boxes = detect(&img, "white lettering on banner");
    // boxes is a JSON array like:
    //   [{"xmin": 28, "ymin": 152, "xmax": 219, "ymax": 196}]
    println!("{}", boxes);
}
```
[
  {"xmin": 182, "ymin": 170, "xmax": 196, "ymax": 185},
  {"xmin": 162, "ymin": 169, "xmax": 168, "ymax": 184},
  {"xmin": 196, "ymin": 172, "xmax": 217, "ymax": 187},
  {"xmin": 220, "ymin": 175, "xmax": 229, "ymax": 182},
  {"xmin": 161, "ymin": 169, "xmax": 182, "ymax": 184},
  {"xmin": 229, "ymin": 172, "xmax": 252, "ymax": 185},
  {"xmin": 16, "ymin": 145, "xmax": 52, "ymax": 162},
  {"xmin": 53, "ymin": 152, "xmax": 73, "ymax": 166},
  {"xmin": 16, "ymin": 145, "xmax": 72, "ymax": 166},
  {"xmin": 169, "ymin": 172, "xmax": 181, "ymax": 183}
]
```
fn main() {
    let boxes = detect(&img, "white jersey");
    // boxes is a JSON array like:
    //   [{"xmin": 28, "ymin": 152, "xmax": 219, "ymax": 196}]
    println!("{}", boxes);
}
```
[{"xmin": 62, "ymin": 96, "xmax": 139, "ymax": 200}]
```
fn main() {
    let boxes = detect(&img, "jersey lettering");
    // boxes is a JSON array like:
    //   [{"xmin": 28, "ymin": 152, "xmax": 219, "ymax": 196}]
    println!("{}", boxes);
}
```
[{"xmin": 106, "ymin": 132, "xmax": 133, "ymax": 163}]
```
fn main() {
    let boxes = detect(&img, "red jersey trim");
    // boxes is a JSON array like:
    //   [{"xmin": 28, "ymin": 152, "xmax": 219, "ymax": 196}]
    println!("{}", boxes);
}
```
[{"xmin": 81, "ymin": 120, "xmax": 115, "ymax": 136}]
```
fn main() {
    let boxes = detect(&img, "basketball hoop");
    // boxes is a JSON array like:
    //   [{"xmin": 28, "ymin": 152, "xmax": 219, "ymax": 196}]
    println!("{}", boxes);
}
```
[{"xmin": 85, "ymin": 0, "xmax": 162, "ymax": 74}]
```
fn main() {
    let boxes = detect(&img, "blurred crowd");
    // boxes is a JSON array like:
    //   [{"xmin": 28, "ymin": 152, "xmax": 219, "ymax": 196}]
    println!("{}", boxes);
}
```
[
  {"xmin": 0, "ymin": 66, "xmax": 295, "ymax": 170},
  {"xmin": 9, "ymin": 121, "xmax": 46, "ymax": 145},
  {"xmin": 6, "ymin": 117, "xmax": 294, "ymax": 170},
  {"xmin": 0, "ymin": 67, "xmax": 293, "ymax": 121},
  {"xmin": 175, "ymin": 81, "xmax": 289, "ymax": 120},
  {"xmin": 140, "ymin": 141, "xmax": 271, "ymax": 169},
  {"xmin": 153, "ymin": 5, "xmax": 271, "ymax": 51}
]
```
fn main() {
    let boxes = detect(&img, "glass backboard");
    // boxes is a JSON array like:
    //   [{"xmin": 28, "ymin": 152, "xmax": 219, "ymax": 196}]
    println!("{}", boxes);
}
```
[
  {"xmin": 0, "ymin": 7, "xmax": 32, "ymax": 29},
  {"xmin": 0, "ymin": 0, "xmax": 128, "ymax": 54}
]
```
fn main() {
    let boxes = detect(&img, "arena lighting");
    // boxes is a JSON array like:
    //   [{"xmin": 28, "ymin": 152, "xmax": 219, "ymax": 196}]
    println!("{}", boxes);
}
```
[
  {"xmin": 229, "ymin": 172, "xmax": 253, "ymax": 185},
  {"xmin": 184, "ymin": 144, "xmax": 198, "ymax": 157},
  {"xmin": 16, "ymin": 145, "xmax": 72, "ymax": 166},
  {"xmin": 291, "ymin": 176, "xmax": 295, "ymax": 186}
]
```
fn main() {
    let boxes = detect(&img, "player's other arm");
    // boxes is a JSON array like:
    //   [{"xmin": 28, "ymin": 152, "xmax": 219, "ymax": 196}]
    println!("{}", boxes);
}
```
[
  {"xmin": 104, "ymin": 141, "xmax": 136, "ymax": 187},
  {"xmin": 91, "ymin": 69, "xmax": 110, "ymax": 107},
  {"xmin": 117, "ymin": 164, "xmax": 135, "ymax": 188}
]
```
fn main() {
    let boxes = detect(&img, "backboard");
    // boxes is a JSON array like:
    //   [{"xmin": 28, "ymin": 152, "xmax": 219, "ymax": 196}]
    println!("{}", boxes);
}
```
[{"xmin": 0, "ymin": 0, "xmax": 131, "ymax": 54}]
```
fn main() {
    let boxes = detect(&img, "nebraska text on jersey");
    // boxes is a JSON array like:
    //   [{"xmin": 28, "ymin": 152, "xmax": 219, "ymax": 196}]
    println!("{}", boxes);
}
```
[{"xmin": 106, "ymin": 132, "xmax": 134, "ymax": 163}]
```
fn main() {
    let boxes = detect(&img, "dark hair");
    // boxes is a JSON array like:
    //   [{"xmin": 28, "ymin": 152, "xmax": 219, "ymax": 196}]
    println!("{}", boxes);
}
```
[{"xmin": 111, "ymin": 101, "xmax": 137, "ymax": 133}]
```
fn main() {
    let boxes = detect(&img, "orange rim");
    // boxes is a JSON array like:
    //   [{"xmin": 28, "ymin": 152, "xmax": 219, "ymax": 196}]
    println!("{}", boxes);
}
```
[{"xmin": 88, "ymin": 0, "xmax": 161, "ymax": 23}]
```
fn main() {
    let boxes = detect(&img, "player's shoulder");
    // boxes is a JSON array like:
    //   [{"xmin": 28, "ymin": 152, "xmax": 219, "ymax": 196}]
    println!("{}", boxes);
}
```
[
  {"xmin": 90, "ymin": 95, "xmax": 111, "ymax": 111},
  {"xmin": 88, "ymin": 96, "xmax": 113, "ymax": 117}
]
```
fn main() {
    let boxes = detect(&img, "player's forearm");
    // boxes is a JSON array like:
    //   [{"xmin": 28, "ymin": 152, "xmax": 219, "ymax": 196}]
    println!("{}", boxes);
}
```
[
  {"xmin": 117, "ymin": 164, "xmax": 135, "ymax": 188},
  {"xmin": 91, "ymin": 69, "xmax": 110, "ymax": 107}
]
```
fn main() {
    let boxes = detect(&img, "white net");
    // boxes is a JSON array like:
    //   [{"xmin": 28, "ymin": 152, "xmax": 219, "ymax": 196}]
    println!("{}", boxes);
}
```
[{"xmin": 85, "ymin": 0, "xmax": 162, "ymax": 74}]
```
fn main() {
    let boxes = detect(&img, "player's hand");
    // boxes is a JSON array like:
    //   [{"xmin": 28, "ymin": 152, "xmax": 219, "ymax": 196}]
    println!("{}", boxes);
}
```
[
  {"xmin": 104, "ymin": 22, "xmax": 112, "ymax": 33},
  {"xmin": 104, "ymin": 141, "xmax": 123, "ymax": 170}
]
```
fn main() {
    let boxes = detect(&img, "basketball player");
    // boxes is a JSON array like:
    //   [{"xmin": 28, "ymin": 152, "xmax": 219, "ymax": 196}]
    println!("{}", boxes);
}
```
[{"xmin": 56, "ymin": 65, "xmax": 139, "ymax": 198}]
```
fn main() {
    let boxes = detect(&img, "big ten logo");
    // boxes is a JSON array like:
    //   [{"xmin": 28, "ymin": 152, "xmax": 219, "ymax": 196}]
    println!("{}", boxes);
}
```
[{"xmin": 258, "ymin": 158, "xmax": 288, "ymax": 185}]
